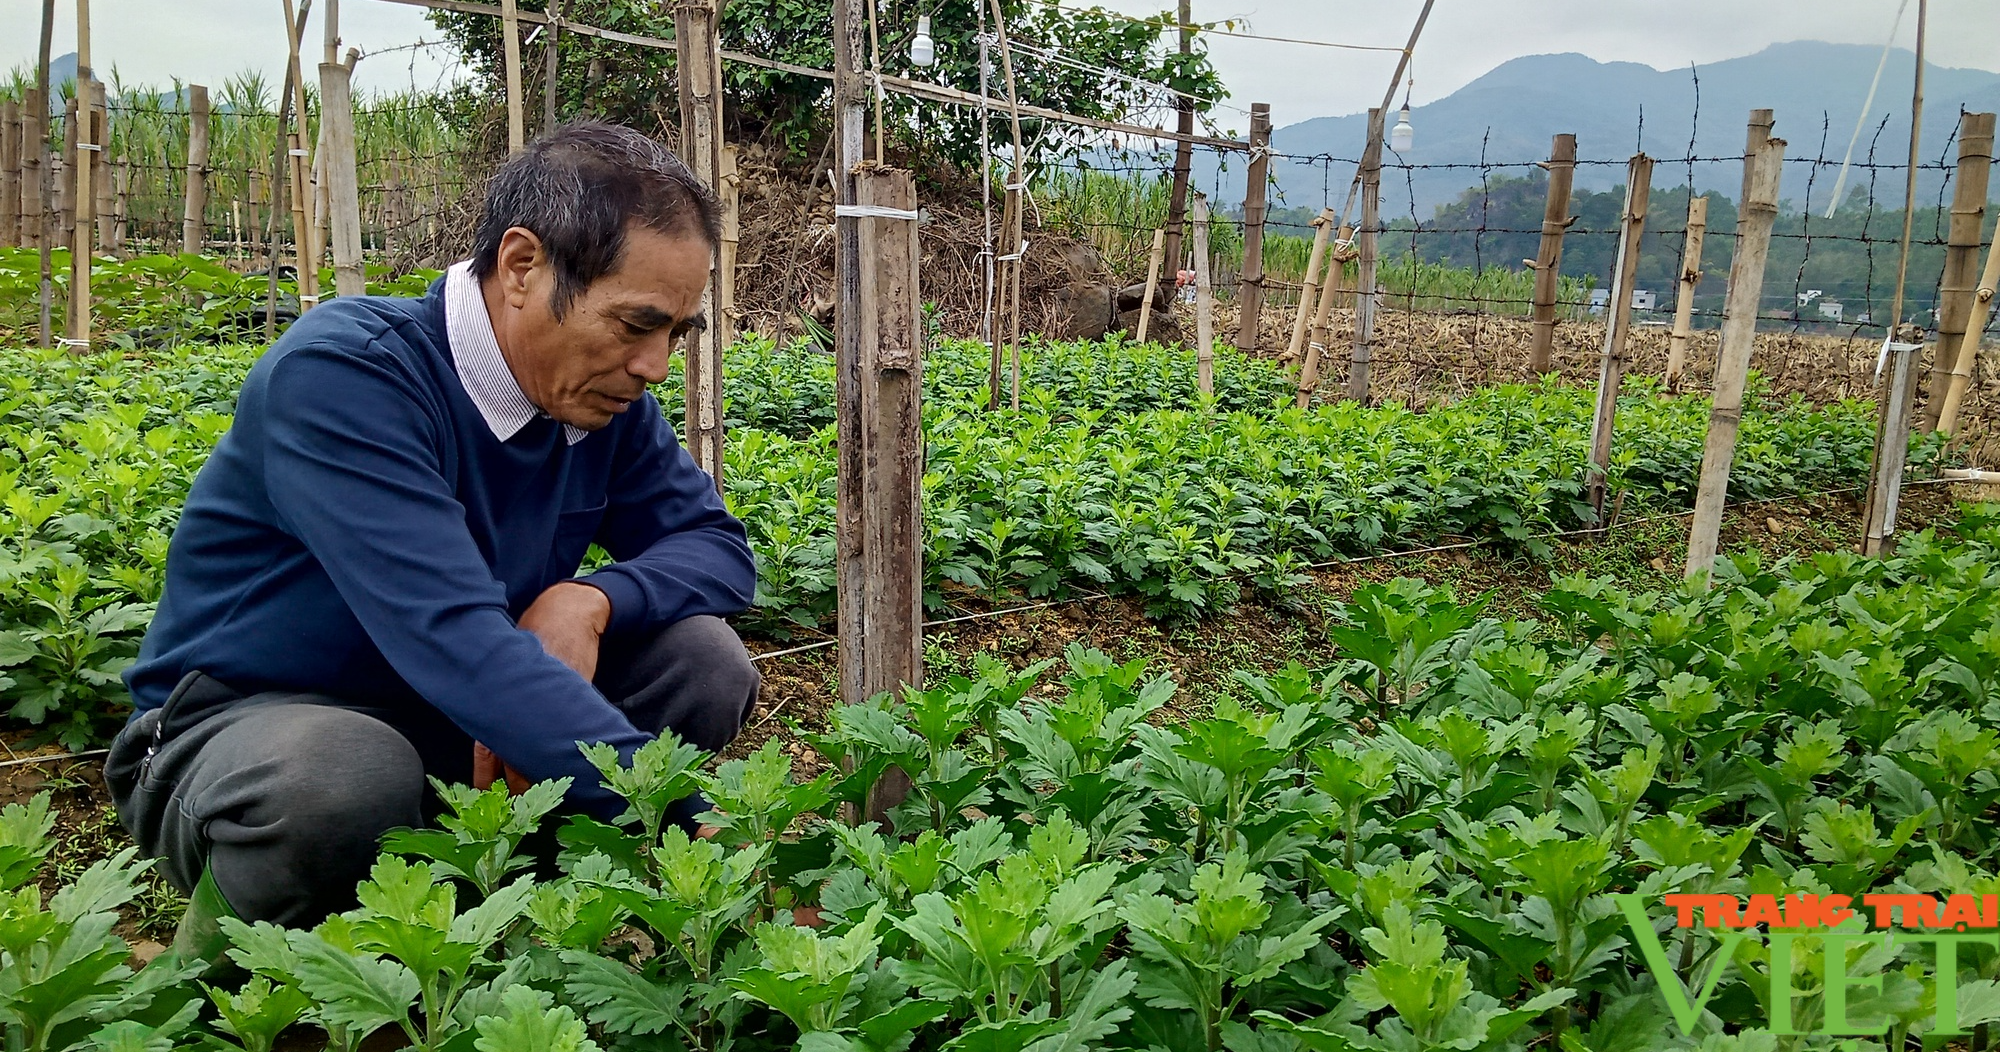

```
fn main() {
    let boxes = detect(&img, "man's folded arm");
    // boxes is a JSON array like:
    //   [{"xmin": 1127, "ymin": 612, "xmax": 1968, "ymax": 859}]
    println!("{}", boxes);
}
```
[
  {"xmin": 261, "ymin": 346, "xmax": 646, "ymax": 817},
  {"xmin": 576, "ymin": 393, "xmax": 758, "ymax": 635}
]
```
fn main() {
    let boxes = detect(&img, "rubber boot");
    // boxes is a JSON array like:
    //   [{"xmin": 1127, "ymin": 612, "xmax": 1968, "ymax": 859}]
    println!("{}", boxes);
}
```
[{"xmin": 164, "ymin": 866, "xmax": 239, "ymax": 977}]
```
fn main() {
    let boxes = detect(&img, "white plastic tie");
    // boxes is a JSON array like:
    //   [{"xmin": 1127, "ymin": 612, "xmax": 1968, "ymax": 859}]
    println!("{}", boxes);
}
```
[
  {"xmin": 55, "ymin": 337, "xmax": 91, "ymax": 349},
  {"xmin": 77, "ymin": 143, "xmax": 102, "ymax": 152},
  {"xmin": 1004, "ymin": 181, "xmax": 1029, "ymax": 191},
  {"xmin": 997, "ymin": 239, "xmax": 1031, "ymax": 262},
  {"xmin": 834, "ymin": 204, "xmax": 920, "ymax": 221},
  {"xmin": 289, "ymin": 149, "xmax": 309, "ymax": 157},
  {"xmin": 1874, "ymin": 334, "xmax": 1922, "ymax": 384}
]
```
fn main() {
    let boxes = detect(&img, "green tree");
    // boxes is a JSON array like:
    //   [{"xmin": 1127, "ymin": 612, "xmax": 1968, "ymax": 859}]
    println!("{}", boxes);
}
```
[{"xmin": 431, "ymin": 0, "xmax": 1222, "ymax": 169}]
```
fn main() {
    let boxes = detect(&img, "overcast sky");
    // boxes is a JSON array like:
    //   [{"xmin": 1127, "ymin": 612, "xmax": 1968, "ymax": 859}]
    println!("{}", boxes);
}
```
[{"xmin": 3, "ymin": 0, "xmax": 1996, "ymax": 121}]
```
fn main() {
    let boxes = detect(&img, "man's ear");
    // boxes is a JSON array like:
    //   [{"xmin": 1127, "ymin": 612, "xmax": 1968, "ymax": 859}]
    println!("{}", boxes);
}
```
[{"xmin": 494, "ymin": 226, "xmax": 545, "ymax": 309}]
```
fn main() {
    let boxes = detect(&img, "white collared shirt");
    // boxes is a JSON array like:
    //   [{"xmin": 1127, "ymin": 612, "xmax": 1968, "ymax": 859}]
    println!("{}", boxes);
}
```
[{"xmin": 444, "ymin": 260, "xmax": 588, "ymax": 445}]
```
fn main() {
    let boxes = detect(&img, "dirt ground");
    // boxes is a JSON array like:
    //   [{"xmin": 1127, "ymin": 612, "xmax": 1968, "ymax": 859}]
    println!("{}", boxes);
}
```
[{"xmin": 1211, "ymin": 298, "xmax": 2000, "ymax": 465}]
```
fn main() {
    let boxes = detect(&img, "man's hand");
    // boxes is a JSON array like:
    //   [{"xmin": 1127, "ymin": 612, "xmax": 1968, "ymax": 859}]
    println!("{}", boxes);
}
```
[
  {"xmin": 474, "ymin": 582, "xmax": 613, "ymax": 796},
  {"xmin": 518, "ymin": 580, "xmax": 613, "ymax": 681}
]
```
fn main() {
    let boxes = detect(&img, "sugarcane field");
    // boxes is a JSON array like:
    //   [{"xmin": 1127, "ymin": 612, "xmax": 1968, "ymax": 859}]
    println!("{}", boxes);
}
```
[{"xmin": 2, "ymin": 0, "xmax": 2000, "ymax": 1049}]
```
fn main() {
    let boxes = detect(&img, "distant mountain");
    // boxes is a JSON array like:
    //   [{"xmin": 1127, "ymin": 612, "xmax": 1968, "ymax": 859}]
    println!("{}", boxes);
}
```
[{"xmin": 1191, "ymin": 41, "xmax": 2000, "ymax": 222}]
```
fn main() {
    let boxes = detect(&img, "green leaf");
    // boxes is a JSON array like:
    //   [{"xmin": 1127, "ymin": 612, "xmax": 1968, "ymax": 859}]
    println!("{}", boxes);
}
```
[
  {"xmin": 285, "ymin": 930, "xmax": 421, "ymax": 1038},
  {"xmin": 472, "ymin": 986, "xmax": 601, "ymax": 1052}
]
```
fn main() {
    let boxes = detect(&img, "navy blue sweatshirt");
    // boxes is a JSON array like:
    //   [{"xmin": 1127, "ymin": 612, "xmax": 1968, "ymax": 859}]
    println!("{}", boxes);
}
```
[{"xmin": 124, "ymin": 280, "xmax": 757, "ymax": 817}]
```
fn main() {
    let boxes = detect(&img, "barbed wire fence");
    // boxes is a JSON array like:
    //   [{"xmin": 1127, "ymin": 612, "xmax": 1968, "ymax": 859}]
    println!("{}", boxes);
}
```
[{"xmin": 5, "ymin": 19, "xmax": 1993, "ymax": 419}]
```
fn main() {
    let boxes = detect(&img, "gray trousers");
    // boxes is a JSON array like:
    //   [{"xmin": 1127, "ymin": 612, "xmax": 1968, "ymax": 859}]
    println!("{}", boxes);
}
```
[{"xmin": 105, "ymin": 615, "xmax": 758, "ymax": 927}]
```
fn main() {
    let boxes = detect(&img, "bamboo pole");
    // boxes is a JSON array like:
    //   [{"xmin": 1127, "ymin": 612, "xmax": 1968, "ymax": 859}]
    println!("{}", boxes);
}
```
[
  {"xmin": 1135, "ymin": 227, "xmax": 1165, "ymax": 343},
  {"xmin": 1938, "ymin": 236, "xmax": 2000, "ymax": 436},
  {"xmin": 282, "ymin": 0, "xmax": 320, "ymax": 312},
  {"xmin": 984, "ymin": 0, "xmax": 1028, "ymax": 413},
  {"xmin": 1585, "ymin": 153, "xmax": 1654, "ymax": 523},
  {"xmin": 0, "ymin": 100, "xmax": 18, "ymax": 247},
  {"xmin": 1860, "ymin": 0, "xmax": 1928, "ymax": 557},
  {"xmin": 1917, "ymin": 111, "xmax": 1993, "ymax": 432},
  {"xmin": 1294, "ymin": 224, "xmax": 1351, "ymax": 409},
  {"xmin": 1192, "ymin": 192, "xmax": 1214, "ymax": 398},
  {"xmin": 1160, "ymin": 0, "xmax": 1193, "ymax": 287},
  {"xmin": 500, "ymin": 0, "xmax": 526, "ymax": 151},
  {"xmin": 20, "ymin": 93, "xmax": 43, "ymax": 253},
  {"xmin": 33, "ymin": 0, "xmax": 53, "ymax": 349},
  {"xmin": 68, "ymin": 0, "xmax": 95, "ymax": 350},
  {"xmin": 182, "ymin": 84, "xmax": 210, "ymax": 255},
  {"xmin": 1235, "ymin": 103, "xmax": 1271, "ymax": 353},
  {"xmin": 1285, "ymin": 210, "xmax": 1335, "ymax": 363},
  {"xmin": 1347, "ymin": 110, "xmax": 1382, "ymax": 403},
  {"xmin": 1664, "ymin": 195, "xmax": 1708, "ymax": 392},
  {"xmin": 1527, "ymin": 133, "xmax": 1577, "ymax": 375},
  {"xmin": 58, "ymin": 94, "xmax": 74, "ymax": 249},
  {"xmin": 90, "ymin": 80, "xmax": 110, "ymax": 255},
  {"xmin": 1685, "ymin": 135, "xmax": 1786, "ymax": 578},
  {"xmin": 248, "ymin": 169, "xmax": 265, "ymax": 267},
  {"xmin": 674, "ymin": 0, "xmax": 725, "ymax": 483},
  {"xmin": 320, "ymin": 56, "xmax": 365, "ymax": 297},
  {"xmin": 542, "ymin": 0, "xmax": 562, "ymax": 130},
  {"xmin": 111, "ymin": 155, "xmax": 126, "ymax": 252},
  {"xmin": 718, "ymin": 143, "xmax": 740, "ymax": 350}
]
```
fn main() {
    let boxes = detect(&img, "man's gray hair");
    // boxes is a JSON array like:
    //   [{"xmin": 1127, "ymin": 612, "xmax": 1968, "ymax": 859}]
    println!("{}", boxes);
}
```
[{"xmin": 469, "ymin": 122, "xmax": 721, "ymax": 319}]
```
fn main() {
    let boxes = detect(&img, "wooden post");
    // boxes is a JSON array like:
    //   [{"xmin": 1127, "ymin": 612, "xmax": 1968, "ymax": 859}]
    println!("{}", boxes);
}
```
[
  {"xmin": 1527, "ymin": 133, "xmax": 1577, "ymax": 375},
  {"xmin": 837, "ymin": 165, "xmax": 924, "ymax": 826},
  {"xmin": 1664, "ymin": 195, "xmax": 1708, "ymax": 392},
  {"xmin": 1160, "ymin": 0, "xmax": 1193, "ymax": 289},
  {"xmin": 1685, "ymin": 135, "xmax": 1786, "ymax": 578},
  {"xmin": 1135, "ymin": 227, "xmax": 1165, "ymax": 343},
  {"xmin": 1585, "ymin": 153, "xmax": 1654, "ymax": 523},
  {"xmin": 320, "ymin": 58, "xmax": 364, "ymax": 297},
  {"xmin": 832, "ymin": 0, "xmax": 919, "ymax": 823},
  {"xmin": 1740, "ymin": 109, "xmax": 1774, "ymax": 211},
  {"xmin": 500, "ymin": 0, "xmax": 526, "ymax": 152},
  {"xmin": 1235, "ymin": 103, "xmax": 1272, "ymax": 353},
  {"xmin": 1347, "ymin": 109, "xmax": 1382, "ymax": 402},
  {"xmin": 90, "ymin": 80, "xmax": 111, "ymax": 255},
  {"xmin": 1860, "ymin": 2, "xmax": 1928, "ymax": 556},
  {"xmin": 1192, "ymin": 192, "xmax": 1214, "ymax": 397},
  {"xmin": 1294, "ymin": 224, "xmax": 1351, "ymax": 408},
  {"xmin": 0, "ymin": 100, "xmax": 18, "ymax": 247},
  {"xmin": 1939, "ymin": 236, "xmax": 2000, "ymax": 436},
  {"xmin": 1286, "ymin": 210, "xmax": 1335, "ymax": 362},
  {"xmin": 1918, "ymin": 111, "xmax": 1994, "ymax": 432},
  {"xmin": 182, "ymin": 84, "xmax": 210, "ymax": 255},
  {"xmin": 674, "ymin": 0, "xmax": 725, "ymax": 483}
]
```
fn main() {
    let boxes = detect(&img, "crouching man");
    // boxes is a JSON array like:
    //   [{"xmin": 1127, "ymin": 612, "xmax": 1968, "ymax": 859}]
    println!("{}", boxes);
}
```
[{"xmin": 106, "ymin": 122, "xmax": 759, "ymax": 965}]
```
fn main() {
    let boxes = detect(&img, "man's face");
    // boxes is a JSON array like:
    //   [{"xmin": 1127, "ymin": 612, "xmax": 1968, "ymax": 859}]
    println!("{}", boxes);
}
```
[{"xmin": 490, "ymin": 222, "xmax": 711, "ymax": 431}]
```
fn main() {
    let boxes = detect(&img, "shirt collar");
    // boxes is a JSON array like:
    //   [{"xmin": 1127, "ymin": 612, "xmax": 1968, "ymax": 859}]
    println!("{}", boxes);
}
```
[{"xmin": 444, "ymin": 261, "xmax": 587, "ymax": 445}]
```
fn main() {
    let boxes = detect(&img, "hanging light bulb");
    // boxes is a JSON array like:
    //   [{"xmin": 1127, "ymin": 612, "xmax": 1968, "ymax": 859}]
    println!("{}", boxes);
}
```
[
  {"xmin": 1390, "ymin": 103, "xmax": 1414, "ymax": 152},
  {"xmin": 910, "ymin": 15, "xmax": 937, "ymax": 67}
]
